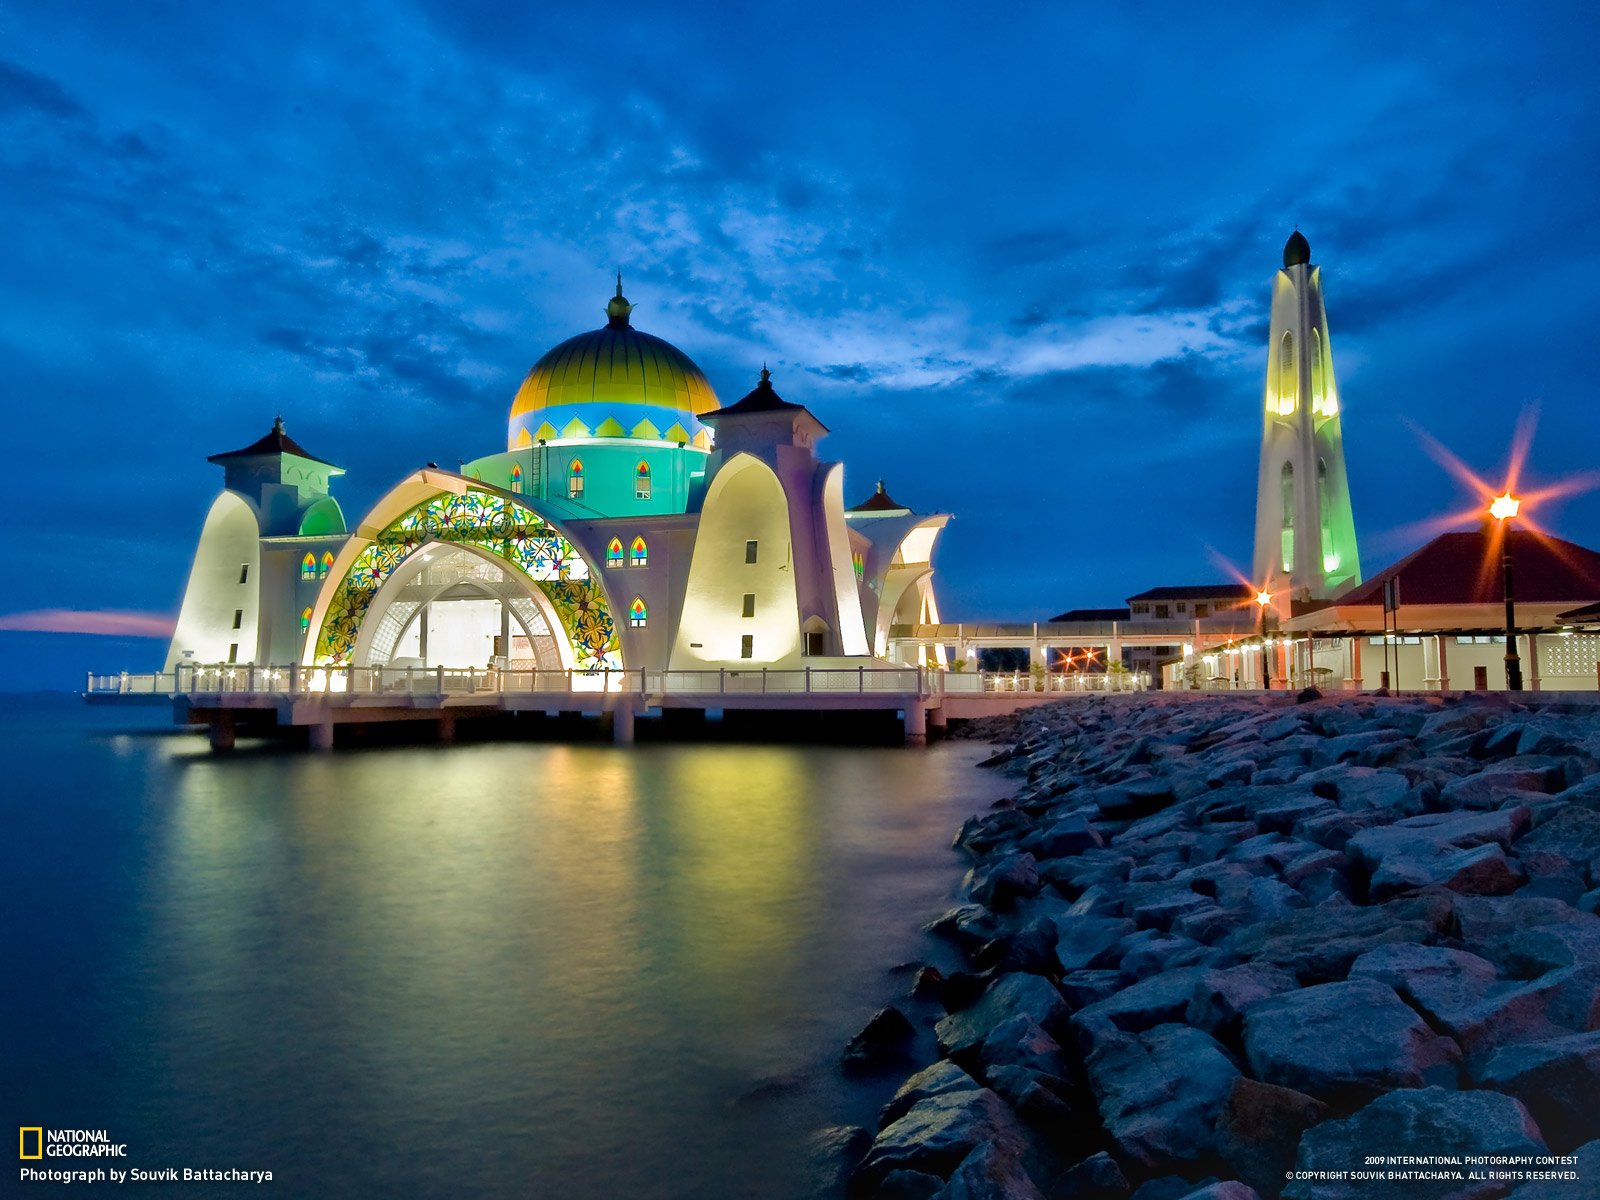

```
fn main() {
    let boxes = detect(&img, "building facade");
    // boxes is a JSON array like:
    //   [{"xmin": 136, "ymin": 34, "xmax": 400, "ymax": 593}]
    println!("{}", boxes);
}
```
[{"xmin": 164, "ymin": 283, "xmax": 950, "ymax": 678}]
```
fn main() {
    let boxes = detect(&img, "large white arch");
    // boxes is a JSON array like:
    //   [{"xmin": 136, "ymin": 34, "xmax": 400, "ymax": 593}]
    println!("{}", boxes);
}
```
[{"xmin": 165, "ymin": 490, "xmax": 262, "ymax": 670}]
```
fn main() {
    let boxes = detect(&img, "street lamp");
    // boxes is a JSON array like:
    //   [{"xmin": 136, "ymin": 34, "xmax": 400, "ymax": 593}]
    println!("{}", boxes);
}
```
[
  {"xmin": 1490, "ymin": 492, "xmax": 1523, "ymax": 690},
  {"xmin": 1255, "ymin": 589, "xmax": 1274, "ymax": 689}
]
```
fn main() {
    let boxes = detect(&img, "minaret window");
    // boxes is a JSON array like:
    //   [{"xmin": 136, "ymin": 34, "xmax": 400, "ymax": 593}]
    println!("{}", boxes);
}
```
[
  {"xmin": 300, "ymin": 607, "xmax": 312, "ymax": 632},
  {"xmin": 1280, "ymin": 462, "xmax": 1295, "ymax": 573},
  {"xmin": 1310, "ymin": 330, "xmax": 1324, "ymax": 410},
  {"xmin": 634, "ymin": 462, "xmax": 651, "ymax": 500},
  {"xmin": 510, "ymin": 463, "xmax": 523, "ymax": 494},
  {"xmin": 320, "ymin": 551, "xmax": 335, "ymax": 578},
  {"xmin": 1276, "ymin": 332, "xmax": 1296, "ymax": 415},
  {"xmin": 301, "ymin": 552, "xmax": 316, "ymax": 580},
  {"xmin": 568, "ymin": 459, "xmax": 584, "ymax": 499},
  {"xmin": 630, "ymin": 536, "xmax": 648, "ymax": 567},
  {"xmin": 606, "ymin": 537, "xmax": 624, "ymax": 568},
  {"xmin": 629, "ymin": 597, "xmax": 648, "ymax": 627},
  {"xmin": 1319, "ymin": 458, "xmax": 1338, "ymax": 573}
]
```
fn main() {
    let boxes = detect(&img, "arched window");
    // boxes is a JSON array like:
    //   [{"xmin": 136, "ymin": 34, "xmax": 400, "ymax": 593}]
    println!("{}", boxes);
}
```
[
  {"xmin": 319, "ymin": 551, "xmax": 335, "ymax": 578},
  {"xmin": 568, "ymin": 459, "xmax": 584, "ymax": 499},
  {"xmin": 510, "ymin": 463, "xmax": 523, "ymax": 494},
  {"xmin": 300, "ymin": 607, "xmax": 313, "ymax": 632},
  {"xmin": 1318, "ymin": 458, "xmax": 1336, "ymax": 572},
  {"xmin": 635, "ymin": 461, "xmax": 651, "ymax": 500},
  {"xmin": 629, "ymin": 597, "xmax": 648, "ymax": 627},
  {"xmin": 1277, "ymin": 332, "xmax": 1296, "ymax": 414},
  {"xmin": 301, "ymin": 552, "xmax": 316, "ymax": 580},
  {"xmin": 1310, "ymin": 329, "xmax": 1324, "ymax": 408},
  {"xmin": 630, "ymin": 535, "xmax": 648, "ymax": 567},
  {"xmin": 606, "ymin": 537, "xmax": 624, "ymax": 568},
  {"xmin": 1280, "ymin": 462, "xmax": 1295, "ymax": 573}
]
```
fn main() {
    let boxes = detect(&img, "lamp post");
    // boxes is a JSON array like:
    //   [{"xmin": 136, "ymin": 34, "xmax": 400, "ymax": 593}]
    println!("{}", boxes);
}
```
[
  {"xmin": 1490, "ymin": 492, "xmax": 1522, "ymax": 691},
  {"xmin": 1255, "ymin": 589, "xmax": 1274, "ymax": 690}
]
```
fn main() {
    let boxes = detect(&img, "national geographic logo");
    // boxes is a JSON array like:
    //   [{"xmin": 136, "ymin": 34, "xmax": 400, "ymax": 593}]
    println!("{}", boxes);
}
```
[{"xmin": 18, "ymin": 1128, "xmax": 127, "ymax": 1158}]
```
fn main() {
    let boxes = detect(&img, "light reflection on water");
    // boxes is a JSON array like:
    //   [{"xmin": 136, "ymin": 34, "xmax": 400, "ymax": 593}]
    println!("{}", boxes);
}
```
[{"xmin": 3, "ymin": 698, "xmax": 1010, "ymax": 1198}]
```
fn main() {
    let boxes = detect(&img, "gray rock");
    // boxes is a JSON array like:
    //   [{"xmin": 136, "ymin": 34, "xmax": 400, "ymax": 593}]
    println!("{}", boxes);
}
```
[
  {"xmin": 1174, "ymin": 1186, "xmax": 1259, "ymax": 1200},
  {"xmin": 1348, "ymin": 807, "xmax": 1532, "ymax": 900},
  {"xmin": 808, "ymin": 1124, "xmax": 870, "ymax": 1195},
  {"xmin": 1073, "ymin": 967, "xmax": 1210, "ymax": 1035},
  {"xmin": 1311, "ymin": 728, "xmax": 1410, "ymax": 767},
  {"xmin": 1348, "ymin": 944, "xmax": 1499, "ymax": 1041},
  {"xmin": 1092, "ymin": 780, "xmax": 1178, "ymax": 820},
  {"xmin": 936, "ymin": 973, "xmax": 1068, "ymax": 1059},
  {"xmin": 844, "ymin": 1006, "xmax": 916, "ymax": 1072},
  {"xmin": 880, "ymin": 1061, "xmax": 982, "ymax": 1129},
  {"xmin": 1048, "ymin": 1151, "xmax": 1129, "ymax": 1200},
  {"xmin": 1223, "ymin": 893, "xmax": 1454, "ymax": 981},
  {"xmin": 855, "ymin": 1088, "xmax": 1033, "ymax": 1190},
  {"xmin": 1186, "ymin": 962, "xmax": 1300, "ymax": 1040},
  {"xmin": 1286, "ymin": 1087, "xmax": 1546, "ymax": 1200},
  {"xmin": 1504, "ymin": 1138, "xmax": 1600, "ymax": 1198},
  {"xmin": 1057, "ymin": 969, "xmax": 1125, "ymax": 1008},
  {"xmin": 1055, "ymin": 916, "xmax": 1136, "ymax": 971},
  {"xmin": 927, "ymin": 904, "xmax": 1006, "ymax": 952},
  {"xmin": 1516, "ymin": 806, "xmax": 1600, "ymax": 877},
  {"xmin": 967, "ymin": 852, "xmax": 1042, "ymax": 910},
  {"xmin": 934, "ymin": 1143, "xmax": 1045, "ymax": 1200},
  {"xmin": 1215, "ymin": 1077, "xmax": 1327, "ymax": 1197},
  {"xmin": 1118, "ymin": 931, "xmax": 1206, "ymax": 979},
  {"xmin": 879, "ymin": 1169, "xmax": 948, "ymax": 1199},
  {"xmin": 1019, "ymin": 816, "xmax": 1106, "ymax": 860},
  {"xmin": 1442, "ymin": 758, "xmax": 1569, "ymax": 809},
  {"xmin": 979, "ymin": 1017, "xmax": 1066, "ymax": 1079},
  {"xmin": 1082, "ymin": 1023, "xmax": 1240, "ymax": 1168},
  {"xmin": 1454, "ymin": 896, "xmax": 1600, "ymax": 976},
  {"xmin": 1243, "ymin": 979, "xmax": 1462, "ymax": 1104},
  {"xmin": 1475, "ymin": 1030, "xmax": 1600, "ymax": 1153}
]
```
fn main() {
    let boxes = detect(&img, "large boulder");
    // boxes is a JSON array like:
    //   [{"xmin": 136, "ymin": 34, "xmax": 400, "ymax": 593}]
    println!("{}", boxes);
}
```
[
  {"xmin": 1047, "ymin": 1152, "xmax": 1130, "ymax": 1200},
  {"xmin": 933, "ymin": 1143, "xmax": 1046, "ymax": 1200},
  {"xmin": 1453, "ymin": 896, "xmax": 1600, "ymax": 977},
  {"xmin": 843, "ymin": 1006, "xmax": 917, "ymax": 1073},
  {"xmin": 1441, "ymin": 759, "xmax": 1569, "ymax": 809},
  {"xmin": 1473, "ymin": 1031, "xmax": 1600, "ymax": 1152},
  {"xmin": 1072, "ymin": 967, "xmax": 1210, "ymax": 1035},
  {"xmin": 1055, "ymin": 916, "xmax": 1136, "ymax": 972},
  {"xmin": 936, "ymin": 973, "xmax": 1069, "ymax": 1059},
  {"xmin": 1243, "ymin": 979, "xmax": 1461, "ymax": 1105},
  {"xmin": 808, "ymin": 1124, "xmax": 870, "ymax": 1195},
  {"xmin": 1504, "ymin": 1138, "xmax": 1600, "ymax": 1198},
  {"xmin": 1082, "ymin": 1023, "xmax": 1240, "ymax": 1168},
  {"xmin": 967, "ymin": 853, "xmax": 1042, "ymax": 910},
  {"xmin": 1215, "ymin": 1077, "xmax": 1327, "ymax": 1198},
  {"xmin": 1347, "ymin": 808, "xmax": 1531, "ymax": 901},
  {"xmin": 1515, "ymin": 807, "xmax": 1600, "ymax": 878},
  {"xmin": 1186, "ymin": 962, "xmax": 1299, "ymax": 1041},
  {"xmin": 1223, "ymin": 893, "xmax": 1454, "ymax": 981},
  {"xmin": 880, "ymin": 1061, "xmax": 983, "ymax": 1128},
  {"xmin": 854, "ymin": 1088, "xmax": 1033, "ymax": 1191},
  {"xmin": 1286, "ymin": 1087, "xmax": 1546, "ymax": 1200}
]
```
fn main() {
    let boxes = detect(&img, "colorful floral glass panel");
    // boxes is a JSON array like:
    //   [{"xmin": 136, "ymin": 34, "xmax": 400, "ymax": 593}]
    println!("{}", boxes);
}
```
[
  {"xmin": 313, "ymin": 488, "xmax": 620, "ymax": 670},
  {"xmin": 301, "ymin": 552, "xmax": 316, "ymax": 580},
  {"xmin": 634, "ymin": 461, "xmax": 651, "ymax": 500},
  {"xmin": 606, "ymin": 537, "xmax": 624, "ymax": 568},
  {"xmin": 629, "ymin": 597, "xmax": 647, "ymax": 627},
  {"xmin": 630, "ymin": 536, "xmax": 648, "ymax": 567}
]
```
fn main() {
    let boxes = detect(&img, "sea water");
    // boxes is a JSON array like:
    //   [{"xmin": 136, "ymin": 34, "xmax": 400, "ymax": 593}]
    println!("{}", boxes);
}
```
[{"xmin": 1, "ymin": 695, "xmax": 1009, "ymax": 1198}]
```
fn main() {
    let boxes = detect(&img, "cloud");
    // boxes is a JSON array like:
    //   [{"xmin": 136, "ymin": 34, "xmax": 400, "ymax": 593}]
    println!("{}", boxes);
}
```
[
  {"xmin": 0, "ymin": 610, "xmax": 176, "ymax": 637},
  {"xmin": 0, "ymin": 59, "xmax": 85, "ymax": 118}
]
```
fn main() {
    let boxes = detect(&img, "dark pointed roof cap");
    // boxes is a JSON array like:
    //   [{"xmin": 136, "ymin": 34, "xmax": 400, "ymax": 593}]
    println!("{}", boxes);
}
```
[
  {"xmin": 606, "ymin": 273, "xmax": 634, "ymax": 328},
  {"xmin": 208, "ymin": 416, "xmax": 341, "ymax": 468},
  {"xmin": 705, "ymin": 366, "xmax": 827, "ymax": 429},
  {"xmin": 1283, "ymin": 229, "xmax": 1311, "ymax": 268},
  {"xmin": 849, "ymin": 479, "xmax": 910, "ymax": 512}
]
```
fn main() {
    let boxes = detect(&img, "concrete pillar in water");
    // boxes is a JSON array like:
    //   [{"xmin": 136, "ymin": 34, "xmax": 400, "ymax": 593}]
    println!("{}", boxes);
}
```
[
  {"xmin": 208, "ymin": 717, "xmax": 235, "ymax": 752},
  {"xmin": 308, "ymin": 720, "xmax": 334, "ymax": 752},
  {"xmin": 928, "ymin": 705, "xmax": 948, "ymax": 738},
  {"xmin": 438, "ymin": 712, "xmax": 456, "ymax": 744},
  {"xmin": 904, "ymin": 703, "xmax": 927, "ymax": 746},
  {"xmin": 613, "ymin": 703, "xmax": 635, "ymax": 745}
]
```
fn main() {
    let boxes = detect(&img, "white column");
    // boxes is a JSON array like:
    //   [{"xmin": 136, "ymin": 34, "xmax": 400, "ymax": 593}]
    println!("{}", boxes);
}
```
[
  {"xmin": 1527, "ymin": 633, "xmax": 1541, "ymax": 691},
  {"xmin": 1435, "ymin": 635, "xmax": 1450, "ymax": 692}
]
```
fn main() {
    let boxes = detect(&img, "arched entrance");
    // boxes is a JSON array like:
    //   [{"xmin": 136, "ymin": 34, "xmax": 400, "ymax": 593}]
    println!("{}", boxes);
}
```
[{"xmin": 352, "ymin": 543, "xmax": 572, "ymax": 670}]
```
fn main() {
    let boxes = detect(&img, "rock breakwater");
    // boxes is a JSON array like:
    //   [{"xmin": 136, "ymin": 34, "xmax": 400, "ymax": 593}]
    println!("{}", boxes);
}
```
[{"xmin": 834, "ymin": 692, "xmax": 1600, "ymax": 1199}]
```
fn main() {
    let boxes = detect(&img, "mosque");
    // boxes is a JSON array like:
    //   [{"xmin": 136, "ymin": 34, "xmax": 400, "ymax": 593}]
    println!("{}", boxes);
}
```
[{"xmin": 161, "ymin": 280, "xmax": 951, "ymax": 682}]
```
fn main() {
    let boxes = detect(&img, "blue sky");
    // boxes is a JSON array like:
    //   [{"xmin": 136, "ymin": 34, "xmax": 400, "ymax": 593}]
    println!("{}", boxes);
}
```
[{"xmin": 3, "ymin": 1, "xmax": 1599, "ymax": 687}]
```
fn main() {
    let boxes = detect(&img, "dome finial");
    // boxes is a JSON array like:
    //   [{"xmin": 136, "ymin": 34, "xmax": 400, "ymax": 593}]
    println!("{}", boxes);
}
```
[
  {"xmin": 875, "ymin": 479, "xmax": 886, "ymax": 495},
  {"xmin": 1283, "ymin": 228, "xmax": 1311, "ymax": 268},
  {"xmin": 273, "ymin": 414, "xmax": 285, "ymax": 434},
  {"xmin": 606, "ymin": 272, "xmax": 633, "ymax": 327},
  {"xmin": 759, "ymin": 363, "xmax": 771, "ymax": 385}
]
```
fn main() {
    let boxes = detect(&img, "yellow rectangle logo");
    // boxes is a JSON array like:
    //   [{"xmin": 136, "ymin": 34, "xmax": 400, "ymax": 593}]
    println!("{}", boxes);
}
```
[{"xmin": 20, "ymin": 1127, "xmax": 43, "ymax": 1159}]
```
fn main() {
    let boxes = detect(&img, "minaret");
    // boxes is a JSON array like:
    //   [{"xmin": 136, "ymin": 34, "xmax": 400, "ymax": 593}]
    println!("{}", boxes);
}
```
[{"xmin": 1251, "ymin": 231, "xmax": 1361, "ymax": 601}]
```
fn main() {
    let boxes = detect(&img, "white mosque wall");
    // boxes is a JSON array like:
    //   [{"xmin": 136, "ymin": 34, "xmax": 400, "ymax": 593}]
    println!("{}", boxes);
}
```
[
  {"xmin": 165, "ymin": 491, "xmax": 263, "ymax": 670},
  {"xmin": 820, "ymin": 466, "xmax": 871, "ymax": 657},
  {"xmin": 671, "ymin": 454, "xmax": 801, "ymax": 667}
]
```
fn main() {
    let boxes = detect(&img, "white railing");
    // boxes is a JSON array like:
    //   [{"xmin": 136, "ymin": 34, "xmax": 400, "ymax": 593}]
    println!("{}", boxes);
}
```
[
  {"xmin": 940, "ymin": 671, "xmax": 1150, "ymax": 694},
  {"xmin": 87, "ymin": 663, "xmax": 926, "ymax": 699}
]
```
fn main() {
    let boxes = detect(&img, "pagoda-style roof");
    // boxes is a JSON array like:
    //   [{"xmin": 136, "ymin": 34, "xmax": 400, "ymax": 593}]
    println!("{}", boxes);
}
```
[
  {"xmin": 1337, "ymin": 528, "xmax": 1600, "ymax": 608},
  {"xmin": 704, "ymin": 368, "xmax": 829, "ymax": 430},
  {"xmin": 208, "ymin": 417, "xmax": 342, "ymax": 469},
  {"xmin": 849, "ymin": 480, "xmax": 910, "ymax": 513}
]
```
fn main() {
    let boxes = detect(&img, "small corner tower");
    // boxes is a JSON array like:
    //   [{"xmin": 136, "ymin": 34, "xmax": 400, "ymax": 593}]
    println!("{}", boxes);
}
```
[{"xmin": 1251, "ymin": 231, "xmax": 1361, "ymax": 601}]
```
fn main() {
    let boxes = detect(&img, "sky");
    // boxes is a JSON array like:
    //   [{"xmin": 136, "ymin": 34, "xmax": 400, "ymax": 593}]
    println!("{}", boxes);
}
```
[{"xmin": 3, "ymin": 1, "xmax": 1599, "ymax": 688}]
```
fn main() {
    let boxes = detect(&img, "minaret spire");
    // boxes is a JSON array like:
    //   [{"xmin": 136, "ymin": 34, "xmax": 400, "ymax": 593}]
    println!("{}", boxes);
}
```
[{"xmin": 1250, "ymin": 231, "xmax": 1361, "ymax": 601}]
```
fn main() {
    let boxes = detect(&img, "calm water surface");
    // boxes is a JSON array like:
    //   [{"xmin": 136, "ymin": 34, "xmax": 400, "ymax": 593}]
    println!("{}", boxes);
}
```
[{"xmin": 2, "ymin": 695, "xmax": 1010, "ymax": 1198}]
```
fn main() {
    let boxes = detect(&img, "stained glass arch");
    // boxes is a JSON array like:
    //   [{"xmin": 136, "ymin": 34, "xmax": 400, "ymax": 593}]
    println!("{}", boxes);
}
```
[
  {"xmin": 630, "ymin": 535, "xmax": 648, "ymax": 567},
  {"xmin": 301, "ymin": 552, "xmax": 317, "ymax": 580}
]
